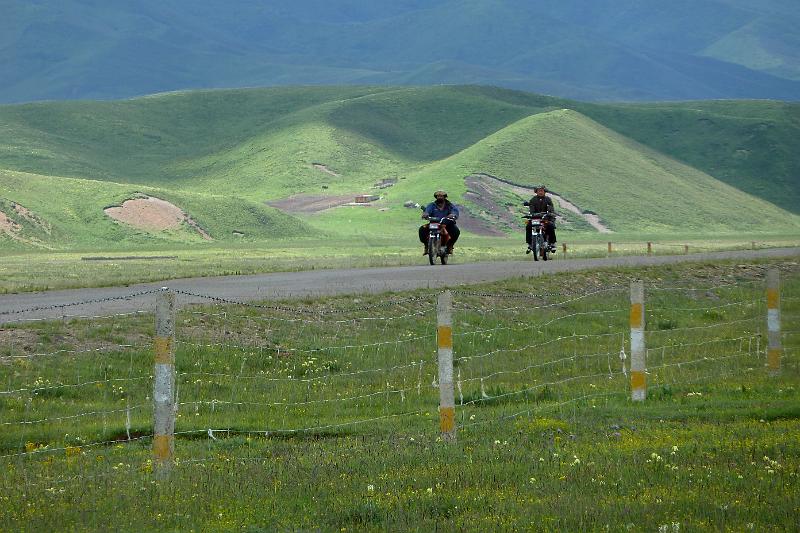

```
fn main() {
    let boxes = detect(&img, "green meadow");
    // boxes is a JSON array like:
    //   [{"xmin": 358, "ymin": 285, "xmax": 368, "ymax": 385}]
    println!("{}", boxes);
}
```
[{"xmin": 1, "ymin": 260, "xmax": 798, "ymax": 531}]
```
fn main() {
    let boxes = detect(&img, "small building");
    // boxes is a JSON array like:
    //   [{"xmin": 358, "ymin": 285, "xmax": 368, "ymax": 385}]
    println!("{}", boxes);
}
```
[{"xmin": 354, "ymin": 194, "xmax": 380, "ymax": 203}]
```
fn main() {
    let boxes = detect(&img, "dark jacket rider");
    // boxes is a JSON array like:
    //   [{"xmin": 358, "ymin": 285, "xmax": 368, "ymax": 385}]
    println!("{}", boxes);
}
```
[
  {"xmin": 419, "ymin": 190, "xmax": 460, "ymax": 254},
  {"xmin": 526, "ymin": 185, "xmax": 557, "ymax": 252}
]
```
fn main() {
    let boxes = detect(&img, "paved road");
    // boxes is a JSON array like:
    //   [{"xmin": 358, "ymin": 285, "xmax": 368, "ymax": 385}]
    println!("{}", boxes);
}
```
[{"xmin": 1, "ymin": 248, "xmax": 797, "ymax": 324}]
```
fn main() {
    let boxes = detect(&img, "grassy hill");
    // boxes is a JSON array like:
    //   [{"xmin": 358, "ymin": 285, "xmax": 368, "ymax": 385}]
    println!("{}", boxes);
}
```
[
  {"xmin": 574, "ymin": 99, "xmax": 800, "ymax": 214},
  {"xmin": 307, "ymin": 108, "xmax": 798, "ymax": 235},
  {"xmin": 0, "ymin": 85, "xmax": 798, "ymax": 250},
  {"xmin": 0, "ymin": 169, "xmax": 311, "ymax": 250}
]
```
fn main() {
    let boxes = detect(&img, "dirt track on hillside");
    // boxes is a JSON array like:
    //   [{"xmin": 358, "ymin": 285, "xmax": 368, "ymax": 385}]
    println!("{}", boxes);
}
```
[{"xmin": 0, "ymin": 248, "xmax": 797, "ymax": 324}]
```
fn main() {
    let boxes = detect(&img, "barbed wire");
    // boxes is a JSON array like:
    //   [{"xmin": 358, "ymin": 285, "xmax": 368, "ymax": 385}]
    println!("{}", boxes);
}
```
[
  {"xmin": 453, "ymin": 288, "xmax": 627, "ymax": 312},
  {"xmin": 644, "ymin": 317, "xmax": 758, "ymax": 334},
  {"xmin": 0, "ymin": 288, "xmax": 162, "ymax": 318},
  {"xmin": 176, "ymin": 332, "xmax": 435, "ymax": 356},
  {"xmin": 647, "ymin": 300, "xmax": 757, "ymax": 313},
  {"xmin": 459, "ymin": 370, "xmax": 623, "ymax": 408},
  {"xmin": 452, "ymin": 286, "xmax": 626, "ymax": 300},
  {"xmin": 173, "ymin": 409, "xmax": 427, "ymax": 437},
  {"xmin": 5, "ymin": 310, "xmax": 151, "ymax": 324},
  {"xmin": 183, "ymin": 307, "xmax": 433, "ymax": 324},
  {"xmin": 171, "ymin": 288, "xmax": 434, "ymax": 315},
  {"xmin": 647, "ymin": 279, "xmax": 762, "ymax": 292},
  {"xmin": 178, "ymin": 385, "xmax": 413, "ymax": 410},
  {"xmin": 1, "ymin": 404, "xmax": 146, "ymax": 427},
  {"xmin": 453, "ymin": 310, "xmax": 626, "ymax": 340},
  {"xmin": 458, "ymin": 348, "xmax": 620, "ymax": 384},
  {"xmin": 0, "ymin": 375, "xmax": 151, "ymax": 396},
  {"xmin": 455, "ymin": 332, "xmax": 622, "ymax": 364},
  {"xmin": 178, "ymin": 359, "xmax": 427, "ymax": 384},
  {"xmin": 0, "ymin": 433, "xmax": 153, "ymax": 460},
  {"xmin": 0, "ymin": 343, "xmax": 148, "ymax": 362}
]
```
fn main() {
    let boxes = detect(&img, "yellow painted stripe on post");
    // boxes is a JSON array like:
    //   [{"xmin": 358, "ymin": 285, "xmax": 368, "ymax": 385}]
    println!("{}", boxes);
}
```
[
  {"xmin": 437, "ymin": 325, "xmax": 453, "ymax": 349},
  {"xmin": 631, "ymin": 371, "xmax": 646, "ymax": 390},
  {"xmin": 154, "ymin": 337, "xmax": 173, "ymax": 364},
  {"xmin": 153, "ymin": 435, "xmax": 173, "ymax": 460},
  {"xmin": 629, "ymin": 303, "xmax": 643, "ymax": 329},
  {"xmin": 767, "ymin": 289, "xmax": 779, "ymax": 309},
  {"xmin": 767, "ymin": 348, "xmax": 782, "ymax": 369},
  {"xmin": 439, "ymin": 406, "xmax": 455, "ymax": 433}
]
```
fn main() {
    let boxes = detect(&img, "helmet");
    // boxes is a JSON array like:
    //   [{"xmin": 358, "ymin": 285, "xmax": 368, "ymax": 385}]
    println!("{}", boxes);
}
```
[{"xmin": 434, "ymin": 190, "xmax": 448, "ymax": 199}]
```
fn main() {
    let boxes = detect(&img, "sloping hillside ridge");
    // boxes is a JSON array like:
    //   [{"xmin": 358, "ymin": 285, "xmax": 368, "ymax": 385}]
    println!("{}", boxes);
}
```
[
  {"xmin": 354, "ymin": 108, "xmax": 800, "ymax": 235},
  {"xmin": 0, "ymin": 170, "xmax": 313, "ymax": 249}
]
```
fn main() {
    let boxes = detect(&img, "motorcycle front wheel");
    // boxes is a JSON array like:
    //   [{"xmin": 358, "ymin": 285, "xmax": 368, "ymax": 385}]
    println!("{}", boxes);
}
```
[
  {"xmin": 532, "ymin": 236, "xmax": 541, "ymax": 261},
  {"xmin": 428, "ymin": 238, "xmax": 437, "ymax": 265}
]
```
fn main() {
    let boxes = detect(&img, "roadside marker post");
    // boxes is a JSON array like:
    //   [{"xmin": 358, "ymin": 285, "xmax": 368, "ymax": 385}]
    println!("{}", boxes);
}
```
[
  {"xmin": 154, "ymin": 288, "xmax": 176, "ymax": 474},
  {"xmin": 437, "ymin": 291, "xmax": 456, "ymax": 442},
  {"xmin": 766, "ymin": 269, "xmax": 782, "ymax": 375},
  {"xmin": 630, "ymin": 280, "xmax": 646, "ymax": 401}
]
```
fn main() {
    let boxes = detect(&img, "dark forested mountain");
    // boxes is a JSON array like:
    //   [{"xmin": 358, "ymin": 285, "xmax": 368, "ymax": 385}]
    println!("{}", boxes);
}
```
[{"xmin": 3, "ymin": 0, "xmax": 799, "ymax": 103}]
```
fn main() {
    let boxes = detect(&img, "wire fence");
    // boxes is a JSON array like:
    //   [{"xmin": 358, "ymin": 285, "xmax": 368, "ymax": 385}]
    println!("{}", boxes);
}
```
[
  {"xmin": 1, "ymin": 267, "xmax": 797, "ymax": 474},
  {"xmin": 544, "ymin": 239, "xmax": 799, "ymax": 259}
]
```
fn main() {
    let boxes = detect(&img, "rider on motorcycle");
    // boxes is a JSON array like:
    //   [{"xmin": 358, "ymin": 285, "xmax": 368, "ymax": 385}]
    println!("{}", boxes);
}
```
[
  {"xmin": 525, "ymin": 185, "xmax": 557, "ymax": 253},
  {"xmin": 419, "ymin": 190, "xmax": 460, "ymax": 255}
]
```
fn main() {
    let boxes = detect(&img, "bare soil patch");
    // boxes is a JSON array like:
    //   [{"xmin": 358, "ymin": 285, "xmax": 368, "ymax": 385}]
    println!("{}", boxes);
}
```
[
  {"xmin": 0, "ymin": 210, "xmax": 21, "ymax": 235},
  {"xmin": 0, "ymin": 201, "xmax": 50, "ymax": 246},
  {"xmin": 0, "ymin": 327, "xmax": 150, "ymax": 360},
  {"xmin": 462, "ymin": 175, "xmax": 525, "ymax": 236},
  {"xmin": 12, "ymin": 203, "xmax": 46, "ymax": 230},
  {"xmin": 0, "ymin": 328, "xmax": 40, "ymax": 355},
  {"xmin": 466, "ymin": 174, "xmax": 612, "ymax": 233},
  {"xmin": 267, "ymin": 194, "xmax": 358, "ymax": 214},
  {"xmin": 104, "ymin": 196, "xmax": 211, "ymax": 239},
  {"xmin": 312, "ymin": 163, "xmax": 340, "ymax": 177}
]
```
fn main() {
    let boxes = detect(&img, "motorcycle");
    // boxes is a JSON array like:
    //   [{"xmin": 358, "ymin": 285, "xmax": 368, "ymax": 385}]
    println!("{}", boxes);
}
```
[
  {"xmin": 421, "ymin": 210, "xmax": 452, "ymax": 265},
  {"xmin": 523, "ymin": 208, "xmax": 555, "ymax": 261}
]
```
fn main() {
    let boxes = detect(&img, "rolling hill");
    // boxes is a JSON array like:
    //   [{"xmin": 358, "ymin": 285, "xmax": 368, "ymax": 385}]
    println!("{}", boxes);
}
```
[
  {"xmin": 0, "ymin": 85, "xmax": 798, "ymax": 250},
  {"xmin": 0, "ymin": 169, "xmax": 312, "ymax": 250}
]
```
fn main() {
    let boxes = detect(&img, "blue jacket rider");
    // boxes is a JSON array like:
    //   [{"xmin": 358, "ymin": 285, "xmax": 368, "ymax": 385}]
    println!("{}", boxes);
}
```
[{"xmin": 419, "ymin": 190, "xmax": 460, "ymax": 254}]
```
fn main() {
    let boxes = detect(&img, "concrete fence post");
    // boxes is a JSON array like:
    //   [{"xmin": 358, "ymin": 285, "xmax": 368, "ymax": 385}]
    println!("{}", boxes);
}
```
[
  {"xmin": 562, "ymin": 243, "xmax": 567, "ymax": 256},
  {"xmin": 607, "ymin": 242, "xmax": 613, "ymax": 255},
  {"xmin": 630, "ymin": 280, "xmax": 646, "ymax": 401},
  {"xmin": 647, "ymin": 242, "xmax": 652, "ymax": 255},
  {"xmin": 684, "ymin": 244, "xmax": 689, "ymax": 255},
  {"xmin": 437, "ymin": 291, "xmax": 456, "ymax": 442},
  {"xmin": 154, "ymin": 288, "xmax": 176, "ymax": 473},
  {"xmin": 766, "ymin": 269, "xmax": 782, "ymax": 375}
]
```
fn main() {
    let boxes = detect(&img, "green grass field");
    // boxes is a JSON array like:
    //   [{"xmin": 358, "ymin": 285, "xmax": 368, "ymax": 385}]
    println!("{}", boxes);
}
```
[{"xmin": 1, "ymin": 260, "xmax": 797, "ymax": 530}]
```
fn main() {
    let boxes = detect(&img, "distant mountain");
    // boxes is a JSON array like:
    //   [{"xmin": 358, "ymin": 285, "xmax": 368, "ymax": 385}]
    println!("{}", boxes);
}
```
[{"xmin": 2, "ymin": 0, "xmax": 799, "ymax": 103}]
